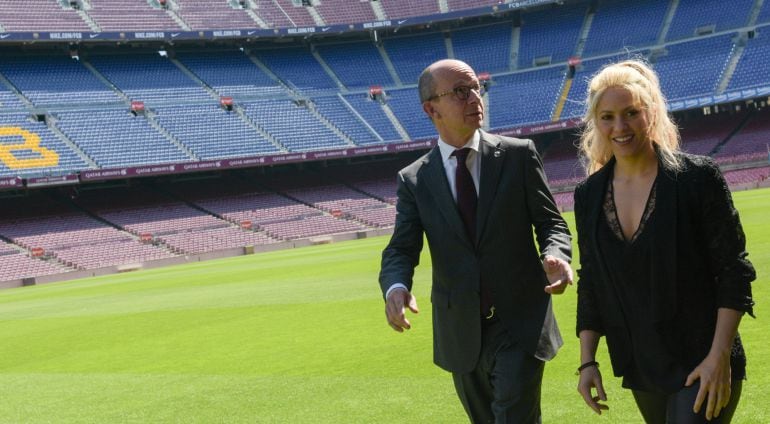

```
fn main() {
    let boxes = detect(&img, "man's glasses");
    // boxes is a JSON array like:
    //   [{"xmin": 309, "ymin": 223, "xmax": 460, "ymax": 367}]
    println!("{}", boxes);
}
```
[{"xmin": 429, "ymin": 85, "xmax": 485, "ymax": 101}]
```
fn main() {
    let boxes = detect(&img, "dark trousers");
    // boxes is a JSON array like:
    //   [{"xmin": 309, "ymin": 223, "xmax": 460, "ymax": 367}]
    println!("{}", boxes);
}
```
[
  {"xmin": 632, "ymin": 379, "xmax": 743, "ymax": 424},
  {"xmin": 451, "ymin": 318, "xmax": 545, "ymax": 424}
]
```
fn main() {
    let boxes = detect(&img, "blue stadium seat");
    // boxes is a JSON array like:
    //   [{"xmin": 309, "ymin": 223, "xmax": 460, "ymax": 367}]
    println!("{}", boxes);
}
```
[
  {"xmin": 316, "ymin": 41, "xmax": 395, "ymax": 88},
  {"xmin": 727, "ymin": 34, "xmax": 770, "ymax": 91},
  {"xmin": 666, "ymin": 0, "xmax": 753, "ymax": 41},
  {"xmin": 243, "ymin": 100, "xmax": 346, "ymax": 151},
  {"xmin": 381, "ymin": 88, "xmax": 435, "ymax": 140},
  {"xmin": 55, "ymin": 109, "xmax": 192, "ymax": 168},
  {"xmin": 176, "ymin": 50, "xmax": 286, "ymax": 100},
  {"xmin": 343, "ymin": 94, "xmax": 403, "ymax": 142},
  {"xmin": 488, "ymin": 67, "xmax": 565, "ymax": 128},
  {"xmin": 253, "ymin": 48, "xmax": 338, "ymax": 95},
  {"xmin": 583, "ymin": 0, "xmax": 668, "ymax": 55},
  {"xmin": 87, "ymin": 54, "xmax": 213, "ymax": 107},
  {"xmin": 518, "ymin": 3, "xmax": 586, "ymax": 69},
  {"xmin": 153, "ymin": 104, "xmax": 280, "ymax": 159},
  {"xmin": 654, "ymin": 35, "xmax": 735, "ymax": 100},
  {"xmin": 0, "ymin": 56, "xmax": 122, "ymax": 107},
  {"xmin": 384, "ymin": 32, "xmax": 447, "ymax": 85},
  {"xmin": 0, "ymin": 113, "xmax": 91, "ymax": 177},
  {"xmin": 311, "ymin": 96, "xmax": 383, "ymax": 145},
  {"xmin": 452, "ymin": 22, "xmax": 513, "ymax": 73}
]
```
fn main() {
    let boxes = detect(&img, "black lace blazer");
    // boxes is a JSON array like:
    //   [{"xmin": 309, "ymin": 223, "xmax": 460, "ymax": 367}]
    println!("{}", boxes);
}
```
[{"xmin": 574, "ymin": 152, "xmax": 756, "ymax": 376}]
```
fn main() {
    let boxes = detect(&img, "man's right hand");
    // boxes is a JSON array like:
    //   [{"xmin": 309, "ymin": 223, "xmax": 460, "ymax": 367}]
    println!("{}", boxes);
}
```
[{"xmin": 385, "ymin": 288, "xmax": 419, "ymax": 332}]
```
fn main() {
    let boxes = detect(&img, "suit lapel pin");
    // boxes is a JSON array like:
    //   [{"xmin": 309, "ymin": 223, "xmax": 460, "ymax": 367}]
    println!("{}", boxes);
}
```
[{"xmin": 494, "ymin": 150, "xmax": 502, "ymax": 158}]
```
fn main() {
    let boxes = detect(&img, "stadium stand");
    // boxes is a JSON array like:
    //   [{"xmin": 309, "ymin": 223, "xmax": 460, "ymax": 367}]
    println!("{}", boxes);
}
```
[
  {"xmin": 723, "ymin": 166, "xmax": 770, "ymax": 185},
  {"xmin": 313, "ymin": 0, "xmax": 377, "ymax": 26},
  {"xmin": 153, "ymin": 104, "xmax": 280, "ymax": 159},
  {"xmin": 381, "ymin": 88, "xmax": 435, "ymax": 139},
  {"xmin": 0, "ymin": 113, "xmax": 91, "ymax": 178},
  {"xmin": 517, "ymin": 3, "xmax": 586, "ymax": 69},
  {"xmin": 451, "ymin": 22, "xmax": 513, "ymax": 74},
  {"xmin": 665, "ymin": 0, "xmax": 754, "ymax": 41},
  {"xmin": 653, "ymin": 35, "xmax": 735, "ymax": 100},
  {"xmin": 582, "ymin": 0, "xmax": 669, "ymax": 56},
  {"xmin": 310, "ymin": 96, "xmax": 383, "ymax": 145},
  {"xmin": 54, "ymin": 109, "xmax": 193, "ymax": 168},
  {"xmin": 383, "ymin": 32, "xmax": 448, "ymax": 85},
  {"xmin": 727, "ymin": 32, "xmax": 770, "ymax": 92},
  {"xmin": 175, "ymin": 50, "xmax": 285, "ymax": 99},
  {"xmin": 561, "ymin": 54, "xmax": 630, "ymax": 119},
  {"xmin": 87, "ymin": 0, "xmax": 181, "ymax": 32},
  {"xmin": 379, "ymin": 1, "xmax": 439, "ymax": 19},
  {"xmin": 714, "ymin": 108, "xmax": 770, "ymax": 163},
  {"xmin": 678, "ymin": 111, "xmax": 749, "ymax": 156},
  {"xmin": 87, "ymin": 53, "xmax": 213, "ymax": 106},
  {"xmin": 315, "ymin": 41, "xmax": 395, "ymax": 88},
  {"xmin": 2, "ymin": 0, "xmax": 770, "ymax": 285},
  {"xmin": 447, "ymin": 0, "xmax": 502, "ymax": 11},
  {"xmin": 0, "ymin": 55, "xmax": 122, "ymax": 107},
  {"xmin": 0, "ymin": 0, "xmax": 90, "ymax": 32},
  {"xmin": 488, "ymin": 67, "xmax": 566, "ymax": 127},
  {"xmin": 173, "ymin": 0, "xmax": 259, "ymax": 30},
  {"xmin": 252, "ymin": 47, "xmax": 338, "ymax": 95},
  {"xmin": 342, "ymin": 94, "xmax": 404, "ymax": 142},
  {"xmin": 759, "ymin": 1, "xmax": 770, "ymax": 24},
  {"xmin": 242, "ymin": 99, "xmax": 347, "ymax": 151},
  {"xmin": 254, "ymin": 0, "xmax": 316, "ymax": 28},
  {"xmin": 0, "ymin": 83, "xmax": 26, "ymax": 111},
  {"xmin": 0, "ymin": 193, "xmax": 175, "ymax": 270}
]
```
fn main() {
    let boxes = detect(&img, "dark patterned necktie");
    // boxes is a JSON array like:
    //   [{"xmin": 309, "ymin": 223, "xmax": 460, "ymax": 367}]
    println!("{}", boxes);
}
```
[
  {"xmin": 452, "ymin": 148, "xmax": 493, "ymax": 317},
  {"xmin": 452, "ymin": 148, "xmax": 477, "ymax": 241}
]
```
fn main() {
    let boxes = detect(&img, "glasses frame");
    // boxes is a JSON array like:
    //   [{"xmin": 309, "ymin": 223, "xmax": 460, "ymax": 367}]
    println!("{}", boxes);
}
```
[{"xmin": 428, "ymin": 84, "xmax": 485, "ymax": 102}]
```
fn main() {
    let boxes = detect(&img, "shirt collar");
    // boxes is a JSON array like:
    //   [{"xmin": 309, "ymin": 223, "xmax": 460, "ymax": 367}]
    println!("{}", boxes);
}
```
[{"xmin": 437, "ymin": 130, "xmax": 481, "ymax": 162}]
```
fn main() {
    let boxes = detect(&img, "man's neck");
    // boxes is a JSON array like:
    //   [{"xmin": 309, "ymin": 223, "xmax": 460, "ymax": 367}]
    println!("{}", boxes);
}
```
[{"xmin": 439, "ymin": 129, "xmax": 477, "ymax": 149}]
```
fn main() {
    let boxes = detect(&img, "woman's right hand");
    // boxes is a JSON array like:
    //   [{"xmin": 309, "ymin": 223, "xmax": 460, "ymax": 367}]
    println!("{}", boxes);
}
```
[{"xmin": 577, "ymin": 365, "xmax": 609, "ymax": 415}]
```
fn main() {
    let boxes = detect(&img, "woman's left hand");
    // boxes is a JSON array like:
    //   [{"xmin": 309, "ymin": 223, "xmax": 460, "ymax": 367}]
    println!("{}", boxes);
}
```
[{"xmin": 685, "ymin": 349, "xmax": 732, "ymax": 420}]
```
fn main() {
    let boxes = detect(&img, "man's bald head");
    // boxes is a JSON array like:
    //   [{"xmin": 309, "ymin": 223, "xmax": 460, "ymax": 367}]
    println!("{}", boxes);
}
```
[{"xmin": 418, "ymin": 59, "xmax": 476, "ymax": 103}]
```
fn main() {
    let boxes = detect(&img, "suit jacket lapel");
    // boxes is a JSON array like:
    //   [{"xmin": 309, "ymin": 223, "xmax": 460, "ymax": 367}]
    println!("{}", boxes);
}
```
[
  {"xmin": 477, "ymin": 133, "xmax": 505, "ymax": 243},
  {"xmin": 421, "ymin": 147, "xmax": 473, "ymax": 247}
]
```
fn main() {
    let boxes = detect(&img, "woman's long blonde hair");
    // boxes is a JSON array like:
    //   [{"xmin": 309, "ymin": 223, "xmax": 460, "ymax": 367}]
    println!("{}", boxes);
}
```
[{"xmin": 578, "ymin": 59, "xmax": 681, "ymax": 175}]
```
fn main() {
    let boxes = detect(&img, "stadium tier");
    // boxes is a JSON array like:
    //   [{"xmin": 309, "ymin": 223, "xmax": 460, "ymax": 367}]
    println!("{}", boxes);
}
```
[{"xmin": 1, "ymin": 0, "xmax": 770, "ymax": 286}]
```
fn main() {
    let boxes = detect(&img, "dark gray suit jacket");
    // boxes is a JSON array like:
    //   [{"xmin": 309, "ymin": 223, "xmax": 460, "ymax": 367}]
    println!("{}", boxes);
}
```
[{"xmin": 380, "ymin": 131, "xmax": 572, "ymax": 373}]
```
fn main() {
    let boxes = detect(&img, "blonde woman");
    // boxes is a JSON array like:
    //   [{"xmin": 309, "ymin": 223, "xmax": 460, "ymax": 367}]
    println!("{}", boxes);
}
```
[{"xmin": 573, "ymin": 59, "xmax": 756, "ymax": 423}]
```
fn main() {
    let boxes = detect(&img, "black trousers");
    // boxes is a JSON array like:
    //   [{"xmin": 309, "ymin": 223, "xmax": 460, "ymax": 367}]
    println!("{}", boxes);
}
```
[
  {"xmin": 451, "ymin": 317, "xmax": 545, "ymax": 424},
  {"xmin": 632, "ymin": 378, "xmax": 743, "ymax": 424}
]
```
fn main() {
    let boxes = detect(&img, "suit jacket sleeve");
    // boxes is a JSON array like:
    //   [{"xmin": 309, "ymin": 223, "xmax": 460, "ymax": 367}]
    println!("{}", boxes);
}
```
[
  {"xmin": 523, "ymin": 140, "xmax": 572, "ymax": 264},
  {"xmin": 379, "ymin": 170, "xmax": 424, "ymax": 298},
  {"xmin": 697, "ymin": 158, "xmax": 756, "ymax": 315},
  {"xmin": 574, "ymin": 181, "xmax": 605, "ymax": 336}
]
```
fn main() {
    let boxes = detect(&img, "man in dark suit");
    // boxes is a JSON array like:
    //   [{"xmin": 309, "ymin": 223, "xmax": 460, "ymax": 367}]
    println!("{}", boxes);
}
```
[{"xmin": 379, "ymin": 59, "xmax": 573, "ymax": 423}]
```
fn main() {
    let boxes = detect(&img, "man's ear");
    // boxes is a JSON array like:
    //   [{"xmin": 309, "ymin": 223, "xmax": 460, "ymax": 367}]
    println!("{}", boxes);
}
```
[{"xmin": 423, "ymin": 101, "xmax": 438, "ymax": 120}]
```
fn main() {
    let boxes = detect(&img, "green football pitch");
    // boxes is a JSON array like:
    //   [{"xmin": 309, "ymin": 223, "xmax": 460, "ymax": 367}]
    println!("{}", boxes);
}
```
[{"xmin": 0, "ymin": 188, "xmax": 767, "ymax": 423}]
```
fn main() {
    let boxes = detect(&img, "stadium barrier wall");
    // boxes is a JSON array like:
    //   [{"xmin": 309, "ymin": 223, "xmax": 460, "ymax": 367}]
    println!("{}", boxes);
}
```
[{"xmin": 0, "ymin": 228, "xmax": 396, "ymax": 290}]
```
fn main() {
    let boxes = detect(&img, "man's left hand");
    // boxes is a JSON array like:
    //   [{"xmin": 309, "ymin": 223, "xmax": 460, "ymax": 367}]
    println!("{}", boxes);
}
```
[{"xmin": 543, "ymin": 255, "xmax": 573, "ymax": 295}]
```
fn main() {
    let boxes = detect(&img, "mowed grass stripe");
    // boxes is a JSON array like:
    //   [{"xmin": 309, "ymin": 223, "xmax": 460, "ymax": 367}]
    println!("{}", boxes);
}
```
[{"xmin": 0, "ymin": 188, "xmax": 767, "ymax": 423}]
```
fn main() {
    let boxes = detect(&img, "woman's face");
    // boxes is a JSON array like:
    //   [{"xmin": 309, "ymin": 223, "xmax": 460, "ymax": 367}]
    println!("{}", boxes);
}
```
[{"xmin": 595, "ymin": 86, "xmax": 655, "ymax": 161}]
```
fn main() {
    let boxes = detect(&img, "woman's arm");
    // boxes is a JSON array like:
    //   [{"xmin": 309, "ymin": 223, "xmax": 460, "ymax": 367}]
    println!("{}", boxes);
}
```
[
  {"xmin": 577, "ymin": 330, "xmax": 608, "ymax": 415},
  {"xmin": 685, "ymin": 308, "xmax": 743, "ymax": 421}
]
